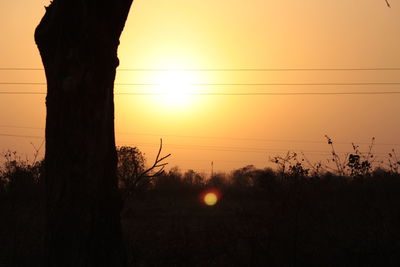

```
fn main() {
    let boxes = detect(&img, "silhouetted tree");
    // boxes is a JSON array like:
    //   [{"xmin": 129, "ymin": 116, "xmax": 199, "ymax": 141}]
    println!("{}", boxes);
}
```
[
  {"xmin": 154, "ymin": 167, "xmax": 183, "ymax": 193},
  {"xmin": 118, "ymin": 141, "xmax": 170, "ymax": 197},
  {"xmin": 207, "ymin": 172, "xmax": 227, "ymax": 188},
  {"xmin": 251, "ymin": 167, "xmax": 277, "ymax": 191},
  {"xmin": 183, "ymin": 169, "xmax": 205, "ymax": 187},
  {"xmin": 231, "ymin": 165, "xmax": 255, "ymax": 188},
  {"xmin": 35, "ymin": 0, "xmax": 133, "ymax": 266},
  {"xmin": 117, "ymin": 146, "xmax": 146, "ymax": 192}
]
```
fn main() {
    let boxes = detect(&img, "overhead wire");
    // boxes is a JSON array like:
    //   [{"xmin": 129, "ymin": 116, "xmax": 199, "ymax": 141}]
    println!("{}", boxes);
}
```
[
  {"xmin": 2, "ymin": 82, "xmax": 400, "ymax": 86},
  {"xmin": 2, "ymin": 67, "xmax": 400, "ymax": 95},
  {"xmin": 117, "ymin": 141, "xmax": 392, "ymax": 156},
  {"xmin": 1, "ymin": 91, "xmax": 400, "ymax": 96},
  {"xmin": 1, "ymin": 67, "xmax": 400, "ymax": 72},
  {"xmin": 0, "ymin": 133, "xmax": 43, "ymax": 139},
  {"xmin": 1, "ymin": 125, "xmax": 400, "ymax": 147},
  {"xmin": 0, "ymin": 132, "xmax": 396, "ymax": 156},
  {"xmin": 116, "ymin": 91, "xmax": 400, "ymax": 96}
]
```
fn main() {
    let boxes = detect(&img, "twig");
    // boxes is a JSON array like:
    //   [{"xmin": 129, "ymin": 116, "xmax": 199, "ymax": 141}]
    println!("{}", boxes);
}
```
[
  {"xmin": 30, "ymin": 140, "xmax": 44, "ymax": 166},
  {"xmin": 131, "ymin": 138, "xmax": 171, "ymax": 191},
  {"xmin": 325, "ymin": 135, "xmax": 345, "ymax": 176}
]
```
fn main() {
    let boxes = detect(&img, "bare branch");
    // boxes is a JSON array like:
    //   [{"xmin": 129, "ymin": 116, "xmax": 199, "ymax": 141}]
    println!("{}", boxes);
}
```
[
  {"xmin": 124, "ymin": 138, "xmax": 171, "ymax": 197},
  {"xmin": 30, "ymin": 140, "xmax": 44, "ymax": 166}
]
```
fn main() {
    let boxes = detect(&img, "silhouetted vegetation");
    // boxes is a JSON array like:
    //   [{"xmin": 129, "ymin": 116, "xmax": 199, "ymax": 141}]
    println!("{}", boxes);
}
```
[{"xmin": 1, "ymin": 140, "xmax": 400, "ymax": 266}]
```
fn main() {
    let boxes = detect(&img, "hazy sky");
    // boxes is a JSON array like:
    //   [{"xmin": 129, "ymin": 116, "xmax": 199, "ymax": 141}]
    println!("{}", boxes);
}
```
[{"xmin": 1, "ymin": 0, "xmax": 399, "ymax": 174}]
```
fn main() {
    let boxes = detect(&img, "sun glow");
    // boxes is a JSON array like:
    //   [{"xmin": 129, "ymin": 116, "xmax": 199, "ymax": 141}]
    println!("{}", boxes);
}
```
[{"xmin": 151, "ymin": 70, "xmax": 199, "ymax": 110}]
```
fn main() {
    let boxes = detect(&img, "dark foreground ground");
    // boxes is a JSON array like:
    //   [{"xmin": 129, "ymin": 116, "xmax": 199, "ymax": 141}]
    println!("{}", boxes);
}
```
[
  {"xmin": 2, "ymin": 175, "xmax": 400, "ymax": 267},
  {"xmin": 123, "ymin": 184, "xmax": 400, "ymax": 267}
]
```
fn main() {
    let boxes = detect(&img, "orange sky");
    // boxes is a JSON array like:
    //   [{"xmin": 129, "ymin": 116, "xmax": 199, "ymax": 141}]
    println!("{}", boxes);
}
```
[{"xmin": 1, "ymin": 0, "xmax": 399, "ymax": 174}]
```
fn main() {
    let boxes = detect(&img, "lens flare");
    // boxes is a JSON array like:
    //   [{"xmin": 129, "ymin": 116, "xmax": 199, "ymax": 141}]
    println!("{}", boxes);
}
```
[
  {"xmin": 204, "ymin": 192, "xmax": 218, "ymax": 206},
  {"xmin": 200, "ymin": 188, "xmax": 221, "ymax": 206}
]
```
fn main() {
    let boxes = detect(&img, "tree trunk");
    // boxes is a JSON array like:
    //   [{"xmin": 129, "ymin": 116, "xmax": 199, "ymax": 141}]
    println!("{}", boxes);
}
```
[{"xmin": 35, "ymin": 1, "xmax": 133, "ymax": 266}]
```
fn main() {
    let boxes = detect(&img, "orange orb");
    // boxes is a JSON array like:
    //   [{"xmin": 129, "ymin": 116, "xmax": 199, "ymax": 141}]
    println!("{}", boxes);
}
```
[{"xmin": 204, "ymin": 192, "xmax": 218, "ymax": 206}]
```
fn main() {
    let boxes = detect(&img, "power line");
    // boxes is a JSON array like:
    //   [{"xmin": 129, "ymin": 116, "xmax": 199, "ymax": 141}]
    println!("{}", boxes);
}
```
[
  {"xmin": 1, "ymin": 91, "xmax": 400, "ymax": 96},
  {"xmin": 0, "ymin": 133, "xmax": 43, "ymax": 139},
  {"xmin": 122, "ymin": 142, "xmax": 324, "ymax": 155},
  {"xmin": 117, "ymin": 131, "xmax": 400, "ymax": 146},
  {"xmin": 118, "ymin": 131, "xmax": 330, "ymax": 144},
  {"xmin": 0, "ymin": 82, "xmax": 46, "ymax": 85},
  {"xmin": 0, "ymin": 125, "xmax": 43, "ymax": 130},
  {"xmin": 117, "ymin": 67, "xmax": 400, "ymax": 72},
  {"xmin": 123, "ymin": 82, "xmax": 400, "ymax": 86},
  {"xmin": 1, "ymin": 125, "xmax": 399, "ymax": 146},
  {"xmin": 116, "ymin": 91, "xmax": 400, "ymax": 96},
  {"xmin": 120, "ymin": 141, "xmax": 392, "ymax": 156},
  {"xmin": 1, "ymin": 67, "xmax": 400, "ymax": 72},
  {"xmin": 0, "ymin": 132, "xmax": 395, "ymax": 156},
  {"xmin": 0, "ymin": 92, "xmax": 45, "ymax": 95},
  {"xmin": 0, "ymin": 68, "xmax": 44, "ymax": 71},
  {"xmin": 0, "ymin": 132, "xmax": 392, "ymax": 155},
  {"xmin": 2, "ymin": 82, "xmax": 400, "ymax": 86}
]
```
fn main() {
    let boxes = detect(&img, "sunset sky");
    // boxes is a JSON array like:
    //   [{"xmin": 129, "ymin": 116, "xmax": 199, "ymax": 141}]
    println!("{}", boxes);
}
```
[{"xmin": 0, "ymin": 0, "xmax": 399, "ymax": 174}]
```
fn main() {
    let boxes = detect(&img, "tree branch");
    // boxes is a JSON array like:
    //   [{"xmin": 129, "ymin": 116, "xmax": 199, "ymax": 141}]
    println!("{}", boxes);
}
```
[{"xmin": 127, "ymin": 138, "xmax": 171, "ymax": 194}]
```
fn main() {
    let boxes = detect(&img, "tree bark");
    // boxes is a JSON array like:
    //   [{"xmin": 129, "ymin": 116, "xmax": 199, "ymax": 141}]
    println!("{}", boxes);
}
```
[{"xmin": 35, "ymin": 1, "xmax": 133, "ymax": 266}]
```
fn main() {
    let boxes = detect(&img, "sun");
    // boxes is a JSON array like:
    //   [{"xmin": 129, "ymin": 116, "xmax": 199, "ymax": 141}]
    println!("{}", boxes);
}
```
[{"xmin": 151, "ymin": 70, "xmax": 198, "ymax": 110}]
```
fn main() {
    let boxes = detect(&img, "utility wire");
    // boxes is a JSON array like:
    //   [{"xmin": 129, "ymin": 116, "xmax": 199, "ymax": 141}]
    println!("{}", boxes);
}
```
[
  {"xmin": 0, "ymin": 92, "xmax": 45, "ymax": 95},
  {"xmin": 0, "ymin": 133, "xmax": 43, "ymax": 139},
  {"xmin": 1, "ymin": 125, "xmax": 399, "ymax": 146},
  {"xmin": 2, "ymin": 82, "xmax": 400, "ymax": 86},
  {"xmin": 116, "ymin": 91, "xmax": 400, "ymax": 96},
  {"xmin": 1, "ymin": 67, "xmax": 400, "ymax": 72},
  {"xmin": 116, "ymin": 67, "xmax": 400, "ymax": 72},
  {"xmin": 117, "ymin": 131, "xmax": 400, "ymax": 146},
  {"xmin": 0, "ymin": 68, "xmax": 44, "ymax": 71},
  {"xmin": 0, "ymin": 125, "xmax": 43, "ymax": 130},
  {"xmin": 119, "ymin": 141, "xmax": 392, "ymax": 156},
  {"xmin": 0, "ymin": 133, "xmax": 399, "ymax": 154},
  {"xmin": 1, "ymin": 91, "xmax": 400, "ymax": 96}
]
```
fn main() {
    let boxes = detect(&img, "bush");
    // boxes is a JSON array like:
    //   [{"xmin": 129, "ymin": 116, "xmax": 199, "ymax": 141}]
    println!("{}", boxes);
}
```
[
  {"xmin": 0, "ymin": 151, "xmax": 43, "ymax": 199},
  {"xmin": 117, "ymin": 146, "xmax": 146, "ymax": 193}
]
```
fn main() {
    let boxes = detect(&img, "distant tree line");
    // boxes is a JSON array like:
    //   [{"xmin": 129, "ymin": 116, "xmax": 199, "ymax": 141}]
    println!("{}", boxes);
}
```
[{"xmin": 2, "ymin": 141, "xmax": 400, "ymax": 199}]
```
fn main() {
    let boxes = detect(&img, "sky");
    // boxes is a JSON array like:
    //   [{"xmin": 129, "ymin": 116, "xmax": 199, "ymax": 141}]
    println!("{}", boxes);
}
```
[{"xmin": 0, "ymin": 0, "xmax": 400, "ymax": 175}]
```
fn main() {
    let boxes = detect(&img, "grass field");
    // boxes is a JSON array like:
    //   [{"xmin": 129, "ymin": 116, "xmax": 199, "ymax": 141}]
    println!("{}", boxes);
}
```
[{"xmin": 1, "ymin": 151, "xmax": 400, "ymax": 266}]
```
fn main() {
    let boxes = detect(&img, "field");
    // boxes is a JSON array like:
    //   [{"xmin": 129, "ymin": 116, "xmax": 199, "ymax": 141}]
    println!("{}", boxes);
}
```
[
  {"xmin": 1, "ymin": 151, "xmax": 400, "ymax": 266},
  {"xmin": 123, "ymin": 180, "xmax": 400, "ymax": 266}
]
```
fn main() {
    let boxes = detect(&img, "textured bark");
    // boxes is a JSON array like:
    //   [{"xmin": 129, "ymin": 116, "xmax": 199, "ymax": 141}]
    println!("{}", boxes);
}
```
[{"xmin": 35, "ymin": 1, "xmax": 133, "ymax": 266}]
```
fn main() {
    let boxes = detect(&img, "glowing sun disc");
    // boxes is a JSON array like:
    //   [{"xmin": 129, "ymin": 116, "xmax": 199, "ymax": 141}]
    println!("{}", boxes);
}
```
[
  {"xmin": 152, "ymin": 70, "xmax": 197, "ymax": 109},
  {"xmin": 204, "ymin": 192, "xmax": 218, "ymax": 206}
]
